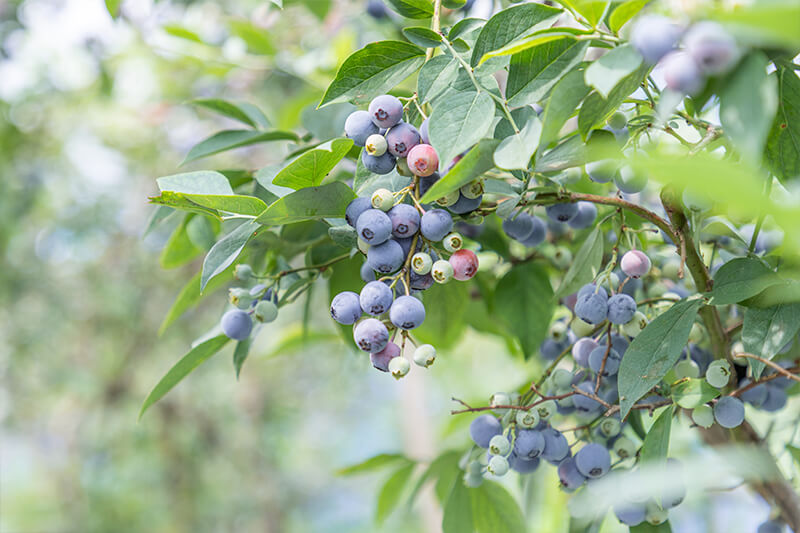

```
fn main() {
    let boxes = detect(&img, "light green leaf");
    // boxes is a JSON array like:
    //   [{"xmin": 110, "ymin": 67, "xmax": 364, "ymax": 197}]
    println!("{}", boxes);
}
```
[
  {"xmin": 402, "ymin": 26, "xmax": 442, "ymax": 47},
  {"xmin": 719, "ymin": 52, "xmax": 778, "ymax": 163},
  {"xmin": 765, "ymin": 67, "xmax": 800, "ymax": 182},
  {"xmin": 228, "ymin": 18, "xmax": 275, "ymax": 56},
  {"xmin": 578, "ymin": 63, "xmax": 649, "ymax": 138},
  {"xmin": 449, "ymin": 18, "xmax": 486, "ymax": 40},
  {"xmin": 471, "ymin": 481, "xmax": 527, "ymax": 533},
  {"xmin": 428, "ymin": 90, "xmax": 495, "ymax": 170},
  {"xmin": 496, "ymin": 262, "xmax": 554, "ymax": 359},
  {"xmin": 608, "ymin": 0, "xmax": 651, "ymax": 33},
  {"xmin": 535, "ymin": 129, "xmax": 618, "ymax": 172},
  {"xmin": 191, "ymin": 98, "xmax": 270, "ymax": 128},
  {"xmin": 183, "ymin": 130, "xmax": 299, "ymax": 164},
  {"xmin": 618, "ymin": 299, "xmax": 703, "ymax": 419},
  {"xmin": 506, "ymin": 39, "xmax": 589, "ymax": 108},
  {"xmin": 417, "ymin": 56, "xmax": 460, "ymax": 104},
  {"xmin": 105, "ymin": 0, "xmax": 122, "ymax": 17},
  {"xmin": 160, "ymin": 216, "xmax": 202, "ymax": 269},
  {"xmin": 555, "ymin": 225, "xmax": 604, "ymax": 298},
  {"xmin": 640, "ymin": 405, "xmax": 672, "ymax": 464},
  {"xmin": 707, "ymin": 257, "xmax": 781, "ymax": 305},
  {"xmin": 162, "ymin": 24, "xmax": 203, "ymax": 43},
  {"xmin": 470, "ymin": 3, "xmax": 563, "ymax": 66},
  {"xmin": 479, "ymin": 29, "xmax": 587, "ymax": 63},
  {"xmin": 201, "ymin": 220, "xmax": 260, "ymax": 290},
  {"xmin": 232, "ymin": 338, "xmax": 252, "ymax": 379},
  {"xmin": 584, "ymin": 44, "xmax": 642, "ymax": 98},
  {"xmin": 560, "ymin": 0, "xmax": 609, "ymax": 27},
  {"xmin": 708, "ymin": 2, "xmax": 800, "ymax": 48},
  {"xmin": 159, "ymin": 268, "xmax": 234, "ymax": 335},
  {"xmin": 420, "ymin": 138, "xmax": 500, "ymax": 202},
  {"xmin": 442, "ymin": 478, "xmax": 473, "ymax": 533},
  {"xmin": 539, "ymin": 69, "xmax": 591, "ymax": 147},
  {"xmin": 493, "ymin": 116, "xmax": 543, "ymax": 170},
  {"xmin": 384, "ymin": 0, "xmax": 433, "ymax": 18},
  {"xmin": 742, "ymin": 303, "xmax": 800, "ymax": 378},
  {"xmin": 272, "ymin": 138, "xmax": 354, "ymax": 189},
  {"xmin": 337, "ymin": 453, "xmax": 411, "ymax": 476},
  {"xmin": 150, "ymin": 191, "xmax": 267, "ymax": 217},
  {"xmin": 319, "ymin": 41, "xmax": 426, "ymax": 107},
  {"xmin": 139, "ymin": 335, "xmax": 230, "ymax": 419},
  {"xmin": 255, "ymin": 182, "xmax": 356, "ymax": 226},
  {"xmin": 376, "ymin": 463, "xmax": 416, "ymax": 524},
  {"xmin": 671, "ymin": 378, "xmax": 720, "ymax": 409},
  {"xmin": 158, "ymin": 170, "xmax": 234, "ymax": 195}
]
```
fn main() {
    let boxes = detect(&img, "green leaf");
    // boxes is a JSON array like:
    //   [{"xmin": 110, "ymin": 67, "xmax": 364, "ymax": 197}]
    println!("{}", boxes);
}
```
[
  {"xmin": 420, "ymin": 138, "xmax": 500, "ymax": 202},
  {"xmin": 506, "ymin": 39, "xmax": 588, "ymax": 108},
  {"xmin": 618, "ymin": 299, "xmax": 703, "ymax": 419},
  {"xmin": 376, "ymin": 463, "xmax": 416, "ymax": 524},
  {"xmin": 555, "ymin": 225, "xmax": 604, "ymax": 298},
  {"xmin": 183, "ymin": 130, "xmax": 299, "ymax": 164},
  {"xmin": 479, "ymin": 29, "xmax": 588, "ymax": 63},
  {"xmin": 408, "ymin": 450, "xmax": 461, "ymax": 506},
  {"xmin": 584, "ymin": 44, "xmax": 642, "ymax": 98},
  {"xmin": 539, "ymin": 69, "xmax": 591, "ymax": 147},
  {"xmin": 708, "ymin": 2, "xmax": 800, "ymax": 49},
  {"xmin": 272, "ymin": 138, "xmax": 354, "ymax": 189},
  {"xmin": 495, "ymin": 262, "xmax": 554, "ymax": 359},
  {"xmin": 494, "ymin": 116, "xmax": 543, "ymax": 171},
  {"xmin": 159, "ymin": 268, "xmax": 234, "ymax": 335},
  {"xmin": 158, "ymin": 170, "xmax": 234, "ymax": 195},
  {"xmin": 608, "ymin": 0, "xmax": 651, "ymax": 33},
  {"xmin": 160, "ymin": 216, "xmax": 202, "ymax": 269},
  {"xmin": 471, "ymin": 481, "xmax": 527, "ymax": 533},
  {"xmin": 631, "ymin": 522, "xmax": 672, "ymax": 533},
  {"xmin": 191, "ymin": 98, "xmax": 270, "ymax": 128},
  {"xmin": 150, "ymin": 191, "xmax": 267, "ymax": 217},
  {"xmin": 788, "ymin": 446, "xmax": 800, "ymax": 466},
  {"xmin": 337, "ymin": 453, "xmax": 410, "ymax": 475},
  {"xmin": 560, "ymin": 0, "xmax": 609, "ymax": 27},
  {"xmin": 414, "ymin": 281, "xmax": 470, "ymax": 348},
  {"xmin": 671, "ymin": 378, "xmax": 720, "ymax": 409},
  {"xmin": 201, "ymin": 220, "xmax": 260, "ymax": 290},
  {"xmin": 719, "ymin": 52, "xmax": 778, "ymax": 163},
  {"xmin": 765, "ymin": 67, "xmax": 800, "ymax": 182},
  {"xmin": 417, "ymin": 56, "xmax": 460, "ymax": 104},
  {"xmin": 384, "ymin": 0, "xmax": 433, "ymax": 18},
  {"xmin": 162, "ymin": 24, "xmax": 204, "ymax": 43},
  {"xmin": 536, "ymin": 129, "xmax": 619, "ymax": 171},
  {"xmin": 428, "ymin": 90, "xmax": 495, "ymax": 170},
  {"xmin": 232, "ymin": 338, "xmax": 252, "ymax": 379},
  {"xmin": 256, "ymin": 182, "xmax": 356, "ymax": 226},
  {"xmin": 578, "ymin": 63, "xmax": 649, "ymax": 138},
  {"xmin": 139, "ymin": 335, "xmax": 230, "ymax": 419},
  {"xmin": 402, "ymin": 26, "xmax": 442, "ymax": 47},
  {"xmin": 319, "ymin": 41, "xmax": 426, "ymax": 107},
  {"xmin": 105, "ymin": 0, "xmax": 122, "ymax": 17},
  {"xmin": 449, "ymin": 18, "xmax": 486, "ymax": 40},
  {"xmin": 442, "ymin": 478, "xmax": 473, "ymax": 533},
  {"xmin": 228, "ymin": 18, "xmax": 275, "ymax": 56},
  {"xmin": 742, "ymin": 303, "xmax": 800, "ymax": 378},
  {"xmin": 707, "ymin": 257, "xmax": 781, "ymax": 305},
  {"xmin": 640, "ymin": 405, "xmax": 672, "ymax": 466},
  {"xmin": 470, "ymin": 3, "xmax": 563, "ymax": 67}
]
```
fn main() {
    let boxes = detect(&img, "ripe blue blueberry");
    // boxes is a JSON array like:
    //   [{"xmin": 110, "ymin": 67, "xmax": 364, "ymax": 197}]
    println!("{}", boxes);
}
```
[
  {"xmin": 683, "ymin": 21, "xmax": 739, "ymax": 75},
  {"xmin": 545, "ymin": 202, "xmax": 579, "ymax": 223},
  {"xmin": 330, "ymin": 291, "xmax": 361, "ymax": 325},
  {"xmin": 514, "ymin": 429, "xmax": 545, "ymax": 460},
  {"xmin": 757, "ymin": 520, "xmax": 785, "ymax": 533},
  {"xmin": 573, "ymin": 338, "xmax": 599, "ymax": 367},
  {"xmin": 541, "ymin": 428, "xmax": 570, "ymax": 463},
  {"xmin": 589, "ymin": 346, "xmax": 621, "ymax": 376},
  {"xmin": 409, "ymin": 270, "xmax": 434, "ymax": 290},
  {"xmin": 519, "ymin": 216, "xmax": 547, "ymax": 247},
  {"xmin": 366, "ymin": 0, "xmax": 389, "ymax": 18},
  {"xmin": 469, "ymin": 414, "xmax": 502, "ymax": 448},
  {"xmin": 345, "ymin": 110, "xmax": 379, "ymax": 146},
  {"xmin": 362, "ymin": 150, "xmax": 396, "ymax": 175},
  {"xmin": 630, "ymin": 15, "xmax": 681, "ymax": 64},
  {"xmin": 573, "ymin": 381, "xmax": 604, "ymax": 413},
  {"xmin": 359, "ymin": 281, "xmax": 394, "ymax": 315},
  {"xmin": 345, "ymin": 197, "xmax": 372, "ymax": 227},
  {"xmin": 738, "ymin": 379, "xmax": 768, "ymax": 407},
  {"xmin": 761, "ymin": 385, "xmax": 787, "ymax": 412},
  {"xmin": 607, "ymin": 293, "xmax": 637, "ymax": 324},
  {"xmin": 388, "ymin": 203, "xmax": 420, "ymax": 238},
  {"xmin": 508, "ymin": 453, "xmax": 540, "ymax": 474},
  {"xmin": 448, "ymin": 193, "xmax": 482, "ymax": 214},
  {"xmin": 540, "ymin": 337, "xmax": 568, "ymax": 361},
  {"xmin": 662, "ymin": 51, "xmax": 704, "ymax": 95},
  {"xmin": 714, "ymin": 396, "xmax": 745, "ymax": 428},
  {"xmin": 568, "ymin": 202, "xmax": 597, "ymax": 230},
  {"xmin": 353, "ymin": 318, "xmax": 390, "ymax": 353},
  {"xmin": 356, "ymin": 208, "xmax": 392, "ymax": 245},
  {"xmin": 360, "ymin": 261, "xmax": 376, "ymax": 282},
  {"xmin": 502, "ymin": 213, "xmax": 534, "ymax": 241},
  {"xmin": 575, "ymin": 284, "xmax": 609, "ymax": 324},
  {"xmin": 420, "ymin": 209, "xmax": 453, "ymax": 241},
  {"xmin": 418, "ymin": 171, "xmax": 439, "ymax": 199},
  {"xmin": 614, "ymin": 504, "xmax": 646, "ymax": 527},
  {"xmin": 221, "ymin": 309, "xmax": 253, "ymax": 341},
  {"xmin": 575, "ymin": 443, "xmax": 611, "ymax": 478},
  {"xmin": 390, "ymin": 295, "xmax": 426, "ymax": 329},
  {"xmin": 558, "ymin": 457, "xmax": 587, "ymax": 491},
  {"xmin": 385, "ymin": 122, "xmax": 421, "ymax": 157},
  {"xmin": 370, "ymin": 341, "xmax": 400, "ymax": 372},
  {"xmin": 367, "ymin": 239, "xmax": 405, "ymax": 274},
  {"xmin": 368, "ymin": 94, "xmax": 404, "ymax": 128},
  {"xmin": 419, "ymin": 118, "xmax": 429, "ymax": 144}
]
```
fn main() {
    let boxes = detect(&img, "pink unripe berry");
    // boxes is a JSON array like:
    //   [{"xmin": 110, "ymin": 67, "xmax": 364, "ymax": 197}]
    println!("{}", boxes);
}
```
[
  {"xmin": 620, "ymin": 250, "xmax": 651, "ymax": 278},
  {"xmin": 450, "ymin": 249, "xmax": 479, "ymax": 281},
  {"xmin": 407, "ymin": 144, "xmax": 439, "ymax": 177},
  {"xmin": 370, "ymin": 341, "xmax": 401, "ymax": 372}
]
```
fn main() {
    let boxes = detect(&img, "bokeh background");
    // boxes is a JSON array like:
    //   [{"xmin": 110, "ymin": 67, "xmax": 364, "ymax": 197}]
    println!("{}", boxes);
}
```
[{"xmin": 0, "ymin": 0, "xmax": 795, "ymax": 532}]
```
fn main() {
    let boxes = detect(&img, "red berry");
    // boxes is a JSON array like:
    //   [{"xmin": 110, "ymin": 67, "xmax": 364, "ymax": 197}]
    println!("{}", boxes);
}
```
[
  {"xmin": 407, "ymin": 144, "xmax": 439, "ymax": 177},
  {"xmin": 450, "ymin": 249, "xmax": 479, "ymax": 281}
]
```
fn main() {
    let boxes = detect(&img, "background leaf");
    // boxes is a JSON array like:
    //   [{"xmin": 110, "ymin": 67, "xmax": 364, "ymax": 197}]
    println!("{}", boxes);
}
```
[
  {"xmin": 158, "ymin": 171, "xmax": 234, "ymax": 195},
  {"xmin": 555, "ymin": 225, "xmax": 603, "ymax": 298},
  {"xmin": 191, "ymin": 98, "xmax": 270, "ymax": 128},
  {"xmin": 765, "ymin": 67, "xmax": 800, "ymax": 182},
  {"xmin": 584, "ymin": 44, "xmax": 642, "ymax": 98},
  {"xmin": 428, "ymin": 90, "xmax": 495, "ymax": 170},
  {"xmin": 255, "ymin": 182, "xmax": 356, "ymax": 226},
  {"xmin": 201, "ymin": 220, "xmax": 260, "ymax": 290},
  {"xmin": 506, "ymin": 39, "xmax": 588, "ymax": 108},
  {"xmin": 495, "ymin": 262, "xmax": 554, "ymax": 359},
  {"xmin": 639, "ymin": 406, "xmax": 672, "ymax": 464},
  {"xmin": 742, "ymin": 303, "xmax": 800, "ymax": 378},
  {"xmin": 384, "ymin": 0, "xmax": 433, "ymax": 18},
  {"xmin": 183, "ymin": 130, "xmax": 299, "ymax": 164},
  {"xmin": 708, "ymin": 257, "xmax": 781, "ymax": 305},
  {"xmin": 470, "ymin": 3, "xmax": 562, "ymax": 66}
]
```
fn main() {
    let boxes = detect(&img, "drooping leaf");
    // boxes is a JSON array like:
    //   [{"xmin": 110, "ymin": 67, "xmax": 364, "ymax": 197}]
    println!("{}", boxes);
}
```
[
  {"xmin": 555, "ymin": 225, "xmax": 604, "ymax": 298},
  {"xmin": 671, "ymin": 378, "xmax": 720, "ymax": 409},
  {"xmin": 384, "ymin": 0, "xmax": 433, "ymax": 18},
  {"xmin": 420, "ymin": 138, "xmax": 500, "ymax": 203},
  {"xmin": 232, "ymin": 338, "xmax": 252, "ymax": 379},
  {"xmin": 640, "ymin": 405, "xmax": 672, "ymax": 464},
  {"xmin": 183, "ymin": 130, "xmax": 299, "ymax": 164},
  {"xmin": 560, "ymin": 0, "xmax": 610, "ymax": 27},
  {"xmin": 493, "ymin": 116, "xmax": 542, "ymax": 170},
  {"xmin": 470, "ymin": 3, "xmax": 562, "ymax": 66},
  {"xmin": 376, "ymin": 463, "xmax": 416, "ymax": 524},
  {"xmin": 495, "ymin": 262, "xmax": 554, "ymax": 359},
  {"xmin": 443, "ymin": 480, "xmax": 527, "ymax": 533},
  {"xmin": 608, "ymin": 0, "xmax": 651, "ymax": 33},
  {"xmin": 417, "ymin": 56, "xmax": 460, "ymax": 104},
  {"xmin": 442, "ymin": 478, "xmax": 473, "ymax": 533},
  {"xmin": 319, "ymin": 41, "xmax": 426, "ymax": 107},
  {"xmin": 765, "ymin": 67, "xmax": 800, "ymax": 182},
  {"xmin": 139, "ymin": 335, "xmax": 230, "ymax": 419},
  {"xmin": 618, "ymin": 299, "xmax": 703, "ymax": 419},
  {"xmin": 578, "ymin": 63, "xmax": 649, "ymax": 138},
  {"xmin": 506, "ymin": 39, "xmax": 589, "ymax": 108},
  {"xmin": 160, "ymin": 216, "xmax": 202, "ymax": 269},
  {"xmin": 584, "ymin": 44, "xmax": 642, "ymax": 98},
  {"xmin": 150, "ymin": 191, "xmax": 267, "ymax": 217},
  {"xmin": 159, "ymin": 268, "xmax": 234, "ymax": 335},
  {"xmin": 158, "ymin": 171, "xmax": 234, "ymax": 195},
  {"xmin": 539, "ymin": 69, "xmax": 591, "ymax": 148},
  {"xmin": 201, "ymin": 220, "xmax": 261, "ymax": 290},
  {"xmin": 337, "ymin": 453, "xmax": 411, "ymax": 476},
  {"xmin": 272, "ymin": 138, "xmax": 354, "ymax": 189},
  {"xmin": 255, "ymin": 182, "xmax": 356, "ymax": 226},
  {"xmin": 742, "ymin": 303, "xmax": 800, "ymax": 378},
  {"xmin": 190, "ymin": 98, "xmax": 270, "ymax": 128},
  {"xmin": 428, "ymin": 89, "xmax": 495, "ymax": 170},
  {"xmin": 707, "ymin": 257, "xmax": 781, "ymax": 305},
  {"xmin": 402, "ymin": 26, "xmax": 442, "ymax": 47}
]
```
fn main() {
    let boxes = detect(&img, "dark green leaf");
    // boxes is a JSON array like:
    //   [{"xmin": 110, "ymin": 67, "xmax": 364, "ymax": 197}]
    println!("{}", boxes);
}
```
[
  {"xmin": 319, "ymin": 41, "xmax": 426, "ymax": 107},
  {"xmin": 584, "ymin": 44, "xmax": 642, "ymax": 98},
  {"xmin": 495, "ymin": 262, "xmax": 554, "ymax": 359},
  {"xmin": 671, "ymin": 378, "xmax": 720, "ymax": 409},
  {"xmin": 493, "ymin": 116, "xmax": 542, "ymax": 170},
  {"xmin": 415, "ymin": 281, "xmax": 470, "ymax": 348},
  {"xmin": 428, "ymin": 89, "xmax": 495, "ymax": 169},
  {"xmin": 470, "ymin": 3, "xmax": 562, "ymax": 66},
  {"xmin": 255, "ymin": 182, "xmax": 356, "ymax": 226},
  {"xmin": 420, "ymin": 138, "xmax": 500, "ymax": 202},
  {"xmin": 376, "ymin": 464, "xmax": 416, "ymax": 524},
  {"xmin": 183, "ymin": 130, "xmax": 299, "ymax": 164},
  {"xmin": 578, "ymin": 63, "xmax": 649, "ymax": 138},
  {"xmin": 640, "ymin": 405, "xmax": 672, "ymax": 464},
  {"xmin": 272, "ymin": 138, "xmax": 354, "ymax": 189},
  {"xmin": 402, "ymin": 26, "xmax": 442, "ymax": 47},
  {"xmin": 618, "ymin": 299, "xmax": 703, "ymax": 418},
  {"xmin": 539, "ymin": 69, "xmax": 591, "ymax": 147},
  {"xmin": 158, "ymin": 171, "xmax": 234, "ymax": 195},
  {"xmin": 417, "ymin": 56, "xmax": 460, "ymax": 104},
  {"xmin": 139, "ymin": 335, "xmax": 230, "ymax": 419},
  {"xmin": 337, "ymin": 453, "xmax": 410, "ymax": 475},
  {"xmin": 708, "ymin": 257, "xmax": 781, "ymax": 305},
  {"xmin": 201, "ymin": 220, "xmax": 260, "ymax": 290},
  {"xmin": 506, "ymin": 39, "xmax": 588, "ymax": 107},
  {"xmin": 384, "ymin": 0, "xmax": 433, "ymax": 18},
  {"xmin": 233, "ymin": 338, "xmax": 252, "ymax": 379},
  {"xmin": 150, "ymin": 191, "xmax": 268, "ymax": 217},
  {"xmin": 191, "ymin": 98, "xmax": 270, "ymax": 128},
  {"xmin": 631, "ymin": 522, "xmax": 672, "ymax": 533},
  {"xmin": 765, "ymin": 67, "xmax": 800, "ymax": 182},
  {"xmin": 555, "ymin": 225, "xmax": 604, "ymax": 298},
  {"xmin": 608, "ymin": 0, "xmax": 651, "ymax": 33},
  {"xmin": 160, "ymin": 216, "xmax": 202, "ymax": 269},
  {"xmin": 742, "ymin": 303, "xmax": 800, "ymax": 378}
]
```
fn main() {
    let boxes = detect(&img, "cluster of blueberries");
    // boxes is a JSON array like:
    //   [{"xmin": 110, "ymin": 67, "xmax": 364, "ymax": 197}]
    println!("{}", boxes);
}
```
[
  {"xmin": 630, "ymin": 17, "xmax": 740, "ymax": 95},
  {"xmin": 219, "ymin": 265, "xmax": 280, "ymax": 341}
]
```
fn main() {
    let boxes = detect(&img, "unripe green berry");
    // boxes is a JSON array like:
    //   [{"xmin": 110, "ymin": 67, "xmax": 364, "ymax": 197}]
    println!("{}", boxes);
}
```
[
  {"xmin": 234, "ymin": 264, "xmax": 254, "ymax": 281},
  {"xmin": 443, "ymin": 233, "xmax": 463, "ymax": 253},
  {"xmin": 571, "ymin": 317, "xmax": 595, "ymax": 338},
  {"xmin": 552, "ymin": 247, "xmax": 572, "ymax": 269},
  {"xmin": 465, "ymin": 214, "xmax": 484, "ymax": 225},
  {"xmin": 561, "ymin": 167, "xmax": 582, "ymax": 184},
  {"xmin": 662, "ymin": 260, "xmax": 681, "ymax": 280},
  {"xmin": 411, "ymin": 252, "xmax": 433, "ymax": 274},
  {"xmin": 254, "ymin": 300, "xmax": 278, "ymax": 323},
  {"xmin": 549, "ymin": 321, "xmax": 568, "ymax": 341},
  {"xmin": 692, "ymin": 404, "xmax": 714, "ymax": 428},
  {"xmin": 395, "ymin": 157, "xmax": 412, "ymax": 176},
  {"xmin": 460, "ymin": 180, "xmax": 484, "ymax": 199},
  {"xmin": 357, "ymin": 237, "xmax": 370, "ymax": 254},
  {"xmin": 413, "ymin": 344, "xmax": 436, "ymax": 367},
  {"xmin": 389, "ymin": 357, "xmax": 411, "ymax": 379},
  {"xmin": 607, "ymin": 111, "xmax": 627, "ymax": 130},
  {"xmin": 490, "ymin": 392, "xmax": 511, "ymax": 408},
  {"xmin": 489, "ymin": 434, "xmax": 511, "ymax": 456},
  {"xmin": 229, "ymin": 288, "xmax": 253, "ymax": 309},
  {"xmin": 552, "ymin": 368, "xmax": 573, "ymax": 389},
  {"xmin": 705, "ymin": 360, "xmax": 732, "ymax": 389},
  {"xmin": 622, "ymin": 311, "xmax": 648, "ymax": 337},
  {"xmin": 508, "ymin": 392, "xmax": 521, "ymax": 406},
  {"xmin": 674, "ymin": 359, "xmax": 700, "ymax": 379},
  {"xmin": 467, "ymin": 460, "xmax": 483, "ymax": 476},
  {"xmin": 487, "ymin": 455, "xmax": 509, "ymax": 476},
  {"xmin": 613, "ymin": 436, "xmax": 637, "ymax": 459},
  {"xmin": 688, "ymin": 322, "xmax": 704, "ymax": 343},
  {"xmin": 476, "ymin": 251, "xmax": 499, "ymax": 271},
  {"xmin": 536, "ymin": 399, "xmax": 556, "ymax": 421},
  {"xmin": 605, "ymin": 272, "xmax": 620, "ymax": 290},
  {"xmin": 599, "ymin": 417, "xmax": 621, "ymax": 438},
  {"xmin": 364, "ymin": 134, "xmax": 387, "ymax": 156},
  {"xmin": 431, "ymin": 260, "xmax": 454, "ymax": 283},
  {"xmin": 436, "ymin": 190, "xmax": 460, "ymax": 207},
  {"xmin": 463, "ymin": 471, "xmax": 484, "ymax": 487},
  {"xmin": 371, "ymin": 188, "xmax": 394, "ymax": 211},
  {"xmin": 516, "ymin": 409, "xmax": 540, "ymax": 428},
  {"xmin": 645, "ymin": 502, "xmax": 668, "ymax": 525}
]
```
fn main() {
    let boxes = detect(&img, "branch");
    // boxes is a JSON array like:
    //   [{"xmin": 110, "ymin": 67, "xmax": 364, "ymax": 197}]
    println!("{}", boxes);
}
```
[{"xmin": 733, "ymin": 354, "xmax": 800, "ymax": 385}]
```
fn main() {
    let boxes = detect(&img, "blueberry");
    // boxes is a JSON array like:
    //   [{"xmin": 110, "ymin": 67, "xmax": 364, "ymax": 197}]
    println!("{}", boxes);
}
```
[
  {"xmin": 573, "ymin": 338, "xmax": 599, "ymax": 367},
  {"xmin": 630, "ymin": 15, "xmax": 681, "ymax": 64},
  {"xmin": 443, "ymin": 232, "xmax": 462, "ymax": 252},
  {"xmin": 683, "ymin": 21, "xmax": 739, "ymax": 75},
  {"xmin": 757, "ymin": 520, "xmax": 786, "ymax": 533},
  {"xmin": 614, "ymin": 504, "xmax": 646, "ymax": 527},
  {"xmin": 761, "ymin": 385, "xmax": 787, "ymax": 412},
  {"xmin": 489, "ymin": 434, "xmax": 512, "ymax": 456},
  {"xmin": 413, "ymin": 344, "xmax": 436, "ymax": 367},
  {"xmin": 589, "ymin": 346, "xmax": 621, "ymax": 376},
  {"xmin": 431, "ymin": 260, "xmax": 454, "ymax": 283},
  {"xmin": 470, "ymin": 414, "xmax": 502, "ymax": 448},
  {"xmin": 365, "ymin": 134, "xmax": 388, "ymax": 157},
  {"xmin": 396, "ymin": 235, "xmax": 417, "ymax": 257},
  {"xmin": 354, "ymin": 318, "xmax": 390, "ymax": 352},
  {"xmin": 613, "ymin": 436, "xmax": 637, "ymax": 459},
  {"xmin": 662, "ymin": 51, "xmax": 704, "ymax": 95},
  {"xmin": 674, "ymin": 358, "xmax": 700, "ymax": 379},
  {"xmin": 359, "ymin": 280, "xmax": 394, "ymax": 315},
  {"xmin": 411, "ymin": 252, "xmax": 433, "ymax": 274},
  {"xmin": 448, "ymin": 193, "xmax": 482, "ymax": 214},
  {"xmin": 514, "ymin": 429, "xmax": 545, "ymax": 459},
  {"xmin": 546, "ymin": 202, "xmax": 579, "ymax": 223},
  {"xmin": 460, "ymin": 180, "xmax": 483, "ymax": 199},
  {"xmin": 419, "ymin": 118, "xmax": 430, "ymax": 144},
  {"xmin": 692, "ymin": 404, "xmax": 714, "ymax": 428},
  {"xmin": 418, "ymin": 171, "xmax": 440, "ymax": 199},
  {"xmin": 360, "ymin": 261, "xmax": 376, "ymax": 282},
  {"xmin": 385, "ymin": 122, "xmax": 421, "ymax": 157},
  {"xmin": 558, "ymin": 457, "xmax": 587, "ymax": 491},
  {"xmin": 362, "ymin": 150, "xmax": 396, "ymax": 175},
  {"xmin": 420, "ymin": 209, "xmax": 453, "ymax": 241},
  {"xmin": 388, "ymin": 356, "xmax": 411, "ymax": 379},
  {"xmin": 541, "ymin": 428, "xmax": 570, "ymax": 463},
  {"xmin": 345, "ymin": 197, "xmax": 371, "ymax": 228},
  {"xmin": 614, "ymin": 166, "xmax": 648, "ymax": 194},
  {"xmin": 519, "ymin": 216, "xmax": 547, "ymax": 247},
  {"xmin": 508, "ymin": 453, "xmax": 540, "ymax": 474},
  {"xmin": 221, "ymin": 309, "xmax": 253, "ymax": 341},
  {"xmin": 234, "ymin": 263, "xmax": 254, "ymax": 281},
  {"xmin": 607, "ymin": 293, "xmax": 637, "ymax": 324},
  {"xmin": 356, "ymin": 208, "xmax": 392, "ymax": 245},
  {"xmin": 487, "ymin": 455, "xmax": 509, "ymax": 476},
  {"xmin": 371, "ymin": 187, "xmax": 394, "ymax": 211},
  {"xmin": 370, "ymin": 341, "xmax": 400, "ymax": 371},
  {"xmin": 345, "ymin": 110, "xmax": 380, "ymax": 146},
  {"xmin": 575, "ymin": 443, "xmax": 611, "ymax": 478},
  {"xmin": 450, "ymin": 249, "xmax": 479, "ymax": 281},
  {"xmin": 502, "ymin": 213, "xmax": 534, "ymax": 241},
  {"xmin": 575, "ymin": 284, "xmax": 609, "ymax": 325},
  {"xmin": 368, "ymin": 94, "xmax": 404, "ymax": 128},
  {"xmin": 573, "ymin": 381, "xmax": 603, "ymax": 413},
  {"xmin": 254, "ymin": 300, "xmax": 278, "ymax": 323},
  {"xmin": 390, "ymin": 295, "xmax": 426, "ymax": 329},
  {"xmin": 705, "ymin": 360, "xmax": 732, "ymax": 388},
  {"xmin": 540, "ymin": 337, "xmax": 567, "ymax": 361},
  {"xmin": 387, "ymin": 203, "xmax": 420, "ymax": 238},
  {"xmin": 737, "ymin": 379, "xmax": 767, "ymax": 407},
  {"xmin": 409, "ymin": 270, "xmax": 434, "ymax": 290},
  {"xmin": 229, "ymin": 288, "xmax": 253, "ymax": 309},
  {"xmin": 366, "ymin": 0, "xmax": 389, "ymax": 18},
  {"xmin": 585, "ymin": 160, "xmax": 618, "ymax": 183},
  {"xmin": 621, "ymin": 250, "xmax": 651, "ymax": 278},
  {"xmin": 329, "ymin": 291, "xmax": 361, "ymax": 325},
  {"xmin": 406, "ymin": 143, "xmax": 439, "ymax": 177},
  {"xmin": 713, "ymin": 396, "xmax": 745, "ymax": 428},
  {"xmin": 515, "ymin": 409, "xmax": 539, "ymax": 429},
  {"xmin": 568, "ymin": 202, "xmax": 597, "ymax": 230}
]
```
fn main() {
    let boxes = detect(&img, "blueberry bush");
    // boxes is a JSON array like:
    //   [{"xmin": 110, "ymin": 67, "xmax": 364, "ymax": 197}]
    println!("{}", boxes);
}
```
[{"xmin": 143, "ymin": 0, "xmax": 800, "ymax": 531}]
